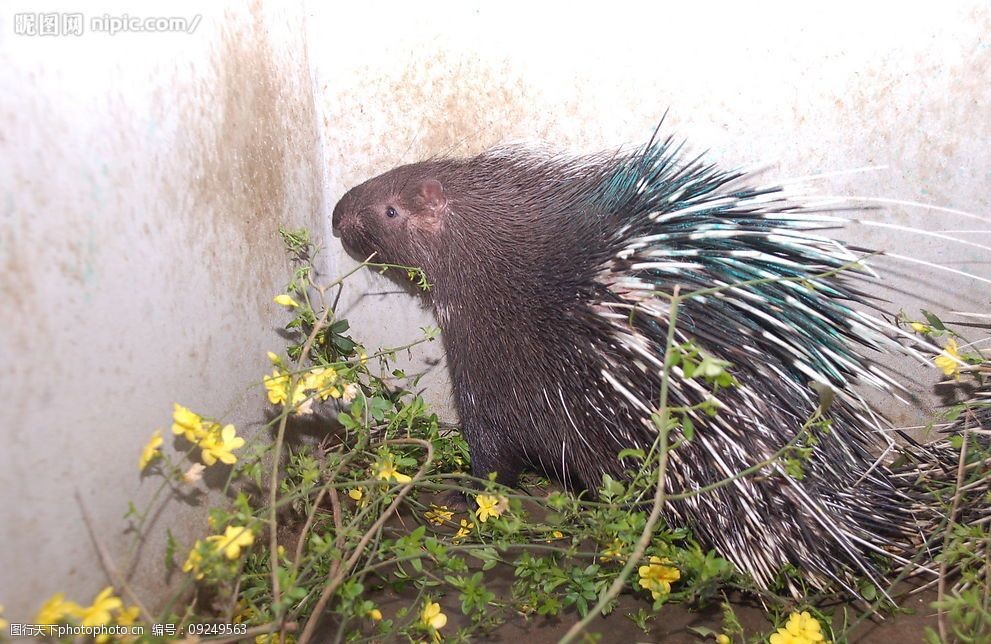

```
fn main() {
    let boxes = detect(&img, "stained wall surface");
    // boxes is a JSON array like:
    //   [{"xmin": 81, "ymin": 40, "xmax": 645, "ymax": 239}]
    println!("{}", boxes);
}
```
[
  {"xmin": 0, "ymin": 0, "xmax": 324, "ymax": 621},
  {"xmin": 314, "ymin": 1, "xmax": 990, "ymax": 427},
  {"xmin": 1, "ymin": 0, "xmax": 988, "ymax": 622}
]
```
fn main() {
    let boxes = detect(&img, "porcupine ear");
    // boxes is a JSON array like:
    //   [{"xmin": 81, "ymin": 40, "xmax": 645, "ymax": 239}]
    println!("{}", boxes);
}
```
[{"xmin": 416, "ymin": 179, "xmax": 447, "ymax": 215}]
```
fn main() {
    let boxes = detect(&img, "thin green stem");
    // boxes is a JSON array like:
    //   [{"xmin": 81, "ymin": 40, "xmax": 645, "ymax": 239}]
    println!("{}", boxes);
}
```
[
  {"xmin": 559, "ymin": 287, "xmax": 682, "ymax": 644},
  {"xmin": 270, "ymin": 293, "xmax": 335, "ymax": 625},
  {"xmin": 297, "ymin": 438, "xmax": 435, "ymax": 644}
]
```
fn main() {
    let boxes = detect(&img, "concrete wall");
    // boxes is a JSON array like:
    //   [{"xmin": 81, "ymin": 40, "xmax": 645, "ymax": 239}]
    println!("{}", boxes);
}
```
[
  {"xmin": 1, "ymin": 0, "xmax": 988, "ymax": 623},
  {"xmin": 316, "ymin": 1, "xmax": 990, "ymax": 427},
  {"xmin": 0, "ymin": 0, "xmax": 323, "ymax": 621}
]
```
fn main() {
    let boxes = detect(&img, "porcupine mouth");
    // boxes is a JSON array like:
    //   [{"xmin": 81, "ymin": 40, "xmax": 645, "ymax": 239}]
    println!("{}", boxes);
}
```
[{"xmin": 336, "ymin": 222, "xmax": 379, "ymax": 263}]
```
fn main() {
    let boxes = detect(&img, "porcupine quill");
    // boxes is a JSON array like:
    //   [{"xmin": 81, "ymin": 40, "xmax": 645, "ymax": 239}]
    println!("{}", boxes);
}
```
[{"xmin": 332, "ymin": 126, "xmax": 981, "ymax": 599}]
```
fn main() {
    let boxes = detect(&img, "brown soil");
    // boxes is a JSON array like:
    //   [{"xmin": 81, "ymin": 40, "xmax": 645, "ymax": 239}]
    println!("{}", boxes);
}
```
[{"xmin": 368, "ymin": 565, "xmax": 939, "ymax": 643}]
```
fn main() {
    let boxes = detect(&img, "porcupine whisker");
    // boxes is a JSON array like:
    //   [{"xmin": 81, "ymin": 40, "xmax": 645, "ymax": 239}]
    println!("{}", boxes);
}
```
[
  {"xmin": 854, "ymin": 220, "xmax": 991, "ymax": 253},
  {"xmin": 816, "ymin": 196, "xmax": 991, "ymax": 225},
  {"xmin": 885, "ymin": 422, "xmax": 957, "ymax": 432},
  {"xmin": 949, "ymin": 312, "xmax": 991, "ymax": 320},
  {"xmin": 881, "ymin": 253, "xmax": 991, "ymax": 285},
  {"xmin": 954, "ymin": 337, "xmax": 991, "ymax": 350},
  {"xmin": 754, "ymin": 164, "xmax": 889, "ymax": 189}
]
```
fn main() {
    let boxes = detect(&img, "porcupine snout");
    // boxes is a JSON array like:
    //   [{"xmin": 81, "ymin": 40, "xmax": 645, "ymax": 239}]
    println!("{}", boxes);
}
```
[{"xmin": 330, "ymin": 195, "xmax": 351, "ymax": 237}]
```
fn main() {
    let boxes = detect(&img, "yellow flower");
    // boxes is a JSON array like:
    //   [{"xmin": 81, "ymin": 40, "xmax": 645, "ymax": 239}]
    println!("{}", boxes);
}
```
[
  {"xmin": 233, "ymin": 601, "xmax": 256, "ymax": 624},
  {"xmin": 80, "ymin": 587, "xmax": 123, "ymax": 627},
  {"xmin": 302, "ymin": 366, "xmax": 327, "ymax": 389},
  {"xmin": 909, "ymin": 322, "xmax": 931, "ymax": 334},
  {"xmin": 139, "ymin": 429, "xmax": 164, "ymax": 471},
  {"xmin": 425, "ymin": 505, "xmax": 455, "ymax": 526},
  {"xmin": 715, "ymin": 635, "xmax": 730, "ymax": 644},
  {"xmin": 359, "ymin": 352, "xmax": 369, "ymax": 365},
  {"xmin": 199, "ymin": 424, "xmax": 245, "ymax": 466},
  {"xmin": 183, "ymin": 541, "xmax": 206, "ymax": 579},
  {"xmin": 256, "ymin": 634, "xmax": 296, "ymax": 644},
  {"xmin": 934, "ymin": 338, "xmax": 962, "ymax": 377},
  {"xmin": 274, "ymin": 294, "xmax": 299, "ymax": 308},
  {"xmin": 35, "ymin": 593, "xmax": 84, "ymax": 624},
  {"xmin": 264, "ymin": 370, "xmax": 307, "ymax": 407},
  {"xmin": 207, "ymin": 525, "xmax": 255, "ymax": 560},
  {"xmin": 453, "ymin": 519, "xmax": 474, "ymax": 543},
  {"xmin": 267, "ymin": 351, "xmax": 282, "ymax": 365},
  {"xmin": 544, "ymin": 529, "xmax": 566, "ymax": 543},
  {"xmin": 172, "ymin": 403, "xmax": 205, "ymax": 442},
  {"xmin": 367, "ymin": 608, "xmax": 382, "ymax": 621},
  {"xmin": 303, "ymin": 367, "xmax": 340, "ymax": 401},
  {"xmin": 373, "ymin": 457, "xmax": 412, "ymax": 484},
  {"xmin": 599, "ymin": 538, "xmax": 626, "ymax": 563},
  {"xmin": 637, "ymin": 556, "xmax": 680, "ymax": 600},
  {"xmin": 474, "ymin": 494, "xmax": 507, "ymax": 523},
  {"xmin": 117, "ymin": 605, "xmax": 140, "ymax": 626},
  {"xmin": 421, "ymin": 601, "xmax": 447, "ymax": 634},
  {"xmin": 263, "ymin": 370, "xmax": 288, "ymax": 404},
  {"xmin": 769, "ymin": 611, "xmax": 827, "ymax": 644},
  {"xmin": 0, "ymin": 604, "xmax": 7, "ymax": 631}
]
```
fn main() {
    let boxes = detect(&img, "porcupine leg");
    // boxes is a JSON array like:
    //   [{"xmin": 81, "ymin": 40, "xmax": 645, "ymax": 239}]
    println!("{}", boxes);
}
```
[
  {"xmin": 439, "ymin": 446, "xmax": 522, "ymax": 510},
  {"xmin": 443, "ymin": 421, "xmax": 524, "ymax": 508},
  {"xmin": 454, "ymin": 383, "xmax": 525, "ymax": 488},
  {"xmin": 468, "ymin": 443, "xmax": 523, "ymax": 488}
]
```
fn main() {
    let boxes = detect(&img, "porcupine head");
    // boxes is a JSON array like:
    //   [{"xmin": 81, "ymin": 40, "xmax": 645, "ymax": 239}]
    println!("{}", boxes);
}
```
[{"xmin": 332, "ymin": 154, "xmax": 620, "ymax": 493}]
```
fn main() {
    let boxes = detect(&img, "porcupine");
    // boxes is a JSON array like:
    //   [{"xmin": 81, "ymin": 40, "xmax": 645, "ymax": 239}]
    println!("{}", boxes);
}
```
[{"xmin": 331, "ymin": 131, "xmax": 945, "ymax": 596}]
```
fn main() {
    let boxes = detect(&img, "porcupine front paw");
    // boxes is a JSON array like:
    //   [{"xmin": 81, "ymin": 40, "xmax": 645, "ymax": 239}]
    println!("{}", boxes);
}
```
[
  {"xmin": 469, "ymin": 449, "xmax": 523, "ymax": 490},
  {"xmin": 438, "ymin": 488, "xmax": 472, "ymax": 512}
]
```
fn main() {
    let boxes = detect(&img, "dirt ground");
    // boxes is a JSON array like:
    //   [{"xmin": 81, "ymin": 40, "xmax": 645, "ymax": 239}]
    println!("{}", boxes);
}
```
[
  {"xmin": 370, "ymin": 567, "xmax": 939, "ymax": 643},
  {"xmin": 318, "ymin": 486, "xmax": 944, "ymax": 643}
]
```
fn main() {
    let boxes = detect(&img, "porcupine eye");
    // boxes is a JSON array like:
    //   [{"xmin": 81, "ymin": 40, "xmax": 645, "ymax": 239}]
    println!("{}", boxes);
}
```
[{"xmin": 385, "ymin": 206, "xmax": 398, "ymax": 219}]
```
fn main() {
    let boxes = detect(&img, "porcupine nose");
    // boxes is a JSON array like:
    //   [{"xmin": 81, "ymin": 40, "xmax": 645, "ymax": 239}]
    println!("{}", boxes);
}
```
[{"xmin": 331, "ymin": 199, "xmax": 347, "ymax": 238}]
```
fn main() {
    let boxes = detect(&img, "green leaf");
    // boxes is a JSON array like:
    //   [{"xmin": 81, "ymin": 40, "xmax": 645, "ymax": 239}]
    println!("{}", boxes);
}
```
[
  {"xmin": 164, "ymin": 529, "xmax": 177, "ymax": 572},
  {"xmin": 124, "ymin": 501, "xmax": 139, "ymax": 520},
  {"xmin": 421, "ymin": 326, "xmax": 441, "ymax": 340},
  {"xmin": 922, "ymin": 628, "xmax": 942, "ymax": 644},
  {"xmin": 681, "ymin": 417, "xmax": 695, "ymax": 441},
  {"xmin": 859, "ymin": 582, "xmax": 878, "ymax": 601},
  {"xmin": 617, "ymin": 448, "xmax": 645, "ymax": 461},
  {"xmin": 599, "ymin": 474, "xmax": 625, "ymax": 498},
  {"xmin": 369, "ymin": 396, "xmax": 392, "ymax": 421},
  {"xmin": 332, "ymin": 334, "xmax": 356, "ymax": 353},
  {"xmin": 921, "ymin": 309, "xmax": 947, "ymax": 331},
  {"xmin": 337, "ymin": 411, "xmax": 359, "ymax": 431}
]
